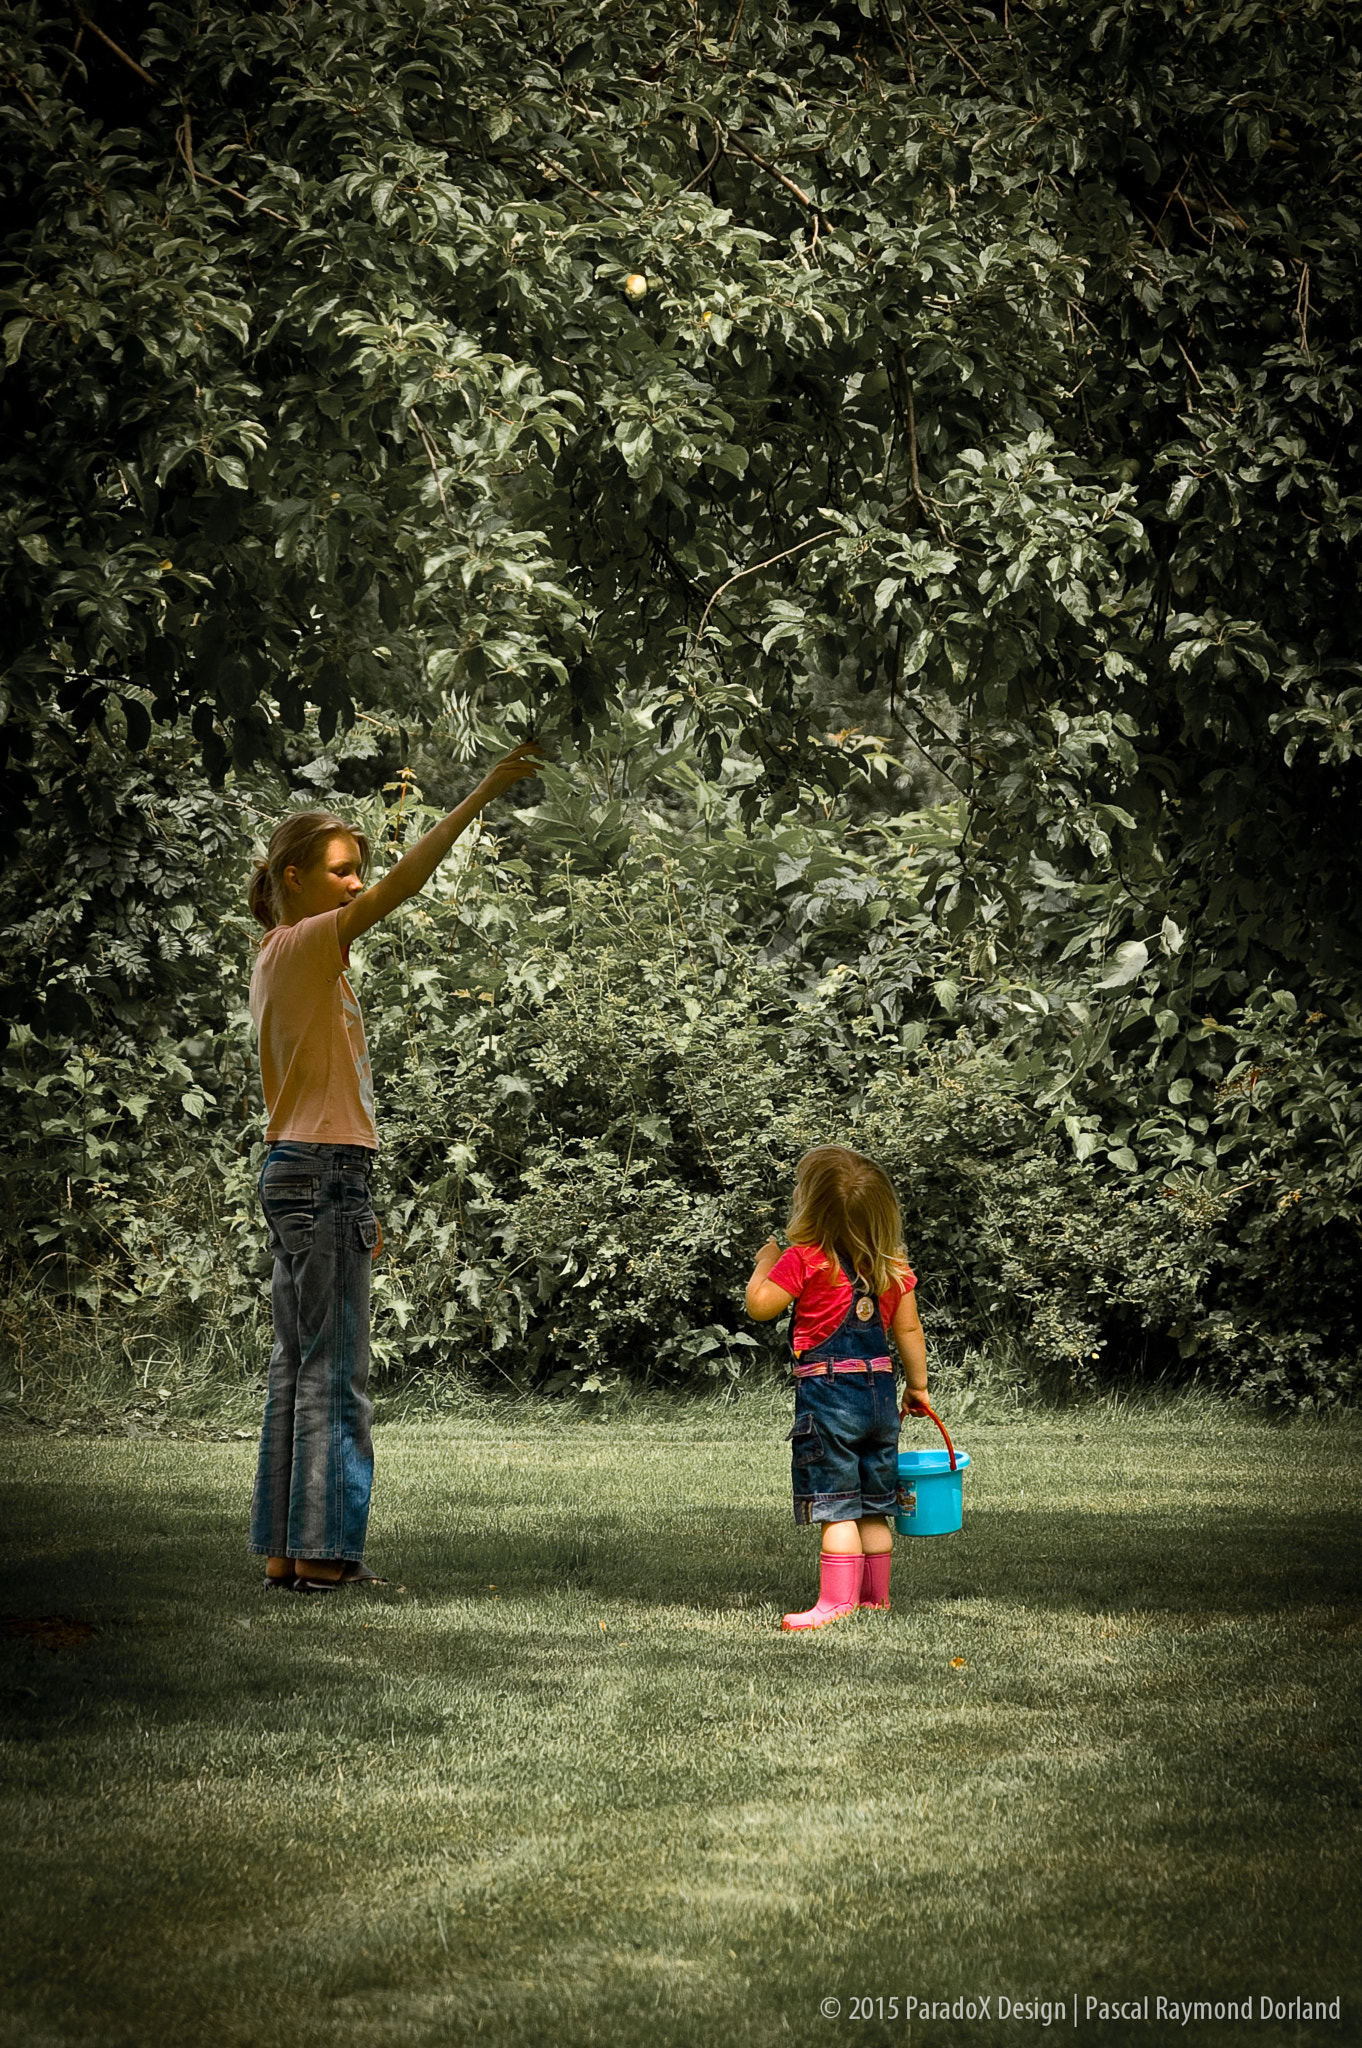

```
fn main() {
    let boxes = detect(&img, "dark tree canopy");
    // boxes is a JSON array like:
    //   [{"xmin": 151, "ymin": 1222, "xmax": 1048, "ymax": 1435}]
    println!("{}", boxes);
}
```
[{"xmin": 2, "ymin": 0, "xmax": 1361, "ymax": 994}]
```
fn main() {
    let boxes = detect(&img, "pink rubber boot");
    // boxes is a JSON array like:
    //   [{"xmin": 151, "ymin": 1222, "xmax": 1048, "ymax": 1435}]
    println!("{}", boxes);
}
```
[
  {"xmin": 782, "ymin": 1551, "xmax": 862, "ymax": 1632},
  {"xmin": 860, "ymin": 1551, "xmax": 892, "ymax": 1610}
]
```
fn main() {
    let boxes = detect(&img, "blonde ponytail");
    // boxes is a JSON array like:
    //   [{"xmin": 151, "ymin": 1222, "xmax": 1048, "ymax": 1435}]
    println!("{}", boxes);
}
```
[{"xmin": 248, "ymin": 858, "xmax": 276, "ymax": 931}]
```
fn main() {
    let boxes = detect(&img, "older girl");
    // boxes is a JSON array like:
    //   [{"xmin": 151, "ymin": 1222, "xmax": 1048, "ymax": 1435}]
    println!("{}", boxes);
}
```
[
  {"xmin": 247, "ymin": 744, "xmax": 540, "ymax": 1591},
  {"xmin": 746, "ymin": 1144, "xmax": 929, "ymax": 1630}
]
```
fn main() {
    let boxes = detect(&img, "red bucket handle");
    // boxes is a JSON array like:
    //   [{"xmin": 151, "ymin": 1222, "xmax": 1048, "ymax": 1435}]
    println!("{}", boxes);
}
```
[{"xmin": 900, "ymin": 1394, "xmax": 957, "ymax": 1470}]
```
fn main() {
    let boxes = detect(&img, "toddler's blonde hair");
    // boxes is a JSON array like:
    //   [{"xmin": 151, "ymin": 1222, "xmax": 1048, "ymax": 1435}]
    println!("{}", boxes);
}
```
[{"xmin": 785, "ymin": 1144, "xmax": 910, "ymax": 1298}]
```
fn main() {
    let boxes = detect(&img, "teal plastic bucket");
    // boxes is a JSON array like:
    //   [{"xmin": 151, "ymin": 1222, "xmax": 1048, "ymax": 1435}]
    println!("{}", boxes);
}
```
[
  {"xmin": 895, "ymin": 1405, "xmax": 969, "ymax": 1537},
  {"xmin": 895, "ymin": 1447, "xmax": 970, "ymax": 1536}
]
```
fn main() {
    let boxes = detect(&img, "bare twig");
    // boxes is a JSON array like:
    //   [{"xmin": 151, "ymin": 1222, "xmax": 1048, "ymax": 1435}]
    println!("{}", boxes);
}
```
[
  {"xmin": 886, "ymin": 628, "xmax": 970, "ymax": 794},
  {"xmin": 683, "ymin": 122, "xmax": 725, "ymax": 193},
  {"xmin": 5, "ymin": 61, "xmax": 37, "ymax": 109},
  {"xmin": 176, "ymin": 157, "xmax": 293, "ymax": 224},
  {"xmin": 58, "ymin": 21, "xmax": 84, "ymax": 93},
  {"xmin": 1172, "ymin": 185, "xmax": 1211, "ymax": 248},
  {"xmin": 895, "ymin": 358, "xmax": 947, "ymax": 538},
  {"xmin": 723, "ymin": 0, "xmax": 745, "ymax": 61},
  {"xmin": 177, "ymin": 97, "xmax": 196, "ymax": 185},
  {"xmin": 889, "ymin": 705, "xmax": 969, "ymax": 795},
  {"xmin": 535, "ymin": 156, "xmax": 624, "ymax": 215},
  {"xmin": 70, "ymin": 4, "xmax": 156, "ymax": 87},
  {"xmin": 173, "ymin": 113, "xmax": 293, "ymax": 223},
  {"xmin": 1294, "ymin": 260, "xmax": 1312, "ymax": 357},
  {"xmin": 943, "ymin": 0, "xmax": 996, "ymax": 64},
  {"xmin": 410, "ymin": 408, "xmax": 452, "ymax": 519},
  {"xmin": 1207, "ymin": 181, "xmax": 1250, "ymax": 232},
  {"xmin": 694, "ymin": 528, "xmax": 839, "ymax": 646},
  {"xmin": 1174, "ymin": 337, "xmax": 1204, "ymax": 391},
  {"xmin": 1154, "ymin": 155, "xmax": 1192, "ymax": 234},
  {"xmin": 916, "ymin": 5, "xmax": 996, "ymax": 95},
  {"xmin": 1155, "ymin": 156, "xmax": 1211, "ymax": 249}
]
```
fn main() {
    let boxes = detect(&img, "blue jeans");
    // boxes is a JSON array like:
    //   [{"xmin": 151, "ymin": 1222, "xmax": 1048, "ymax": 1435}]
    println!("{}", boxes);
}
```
[
  {"xmin": 789, "ymin": 1370, "xmax": 901, "ymax": 1524},
  {"xmin": 788, "ymin": 1283, "xmax": 900, "ymax": 1524},
  {"xmin": 249, "ymin": 1142, "xmax": 378, "ymax": 1563}
]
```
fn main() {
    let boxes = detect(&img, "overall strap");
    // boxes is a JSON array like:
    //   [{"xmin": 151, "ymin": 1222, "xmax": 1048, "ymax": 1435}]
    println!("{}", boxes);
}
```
[{"xmin": 791, "ymin": 1249, "xmax": 890, "ymax": 1368}]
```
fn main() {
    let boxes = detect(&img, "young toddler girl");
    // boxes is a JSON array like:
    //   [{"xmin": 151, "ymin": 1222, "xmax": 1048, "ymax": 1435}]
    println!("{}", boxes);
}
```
[
  {"xmin": 745, "ymin": 1144, "xmax": 929, "ymax": 1631},
  {"xmin": 246, "ymin": 742, "xmax": 541, "ymax": 1591}
]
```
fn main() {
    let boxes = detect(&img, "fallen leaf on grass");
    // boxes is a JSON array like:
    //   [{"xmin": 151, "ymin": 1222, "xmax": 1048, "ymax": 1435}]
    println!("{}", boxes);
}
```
[{"xmin": 950, "ymin": 1656, "xmax": 968, "ymax": 1669}]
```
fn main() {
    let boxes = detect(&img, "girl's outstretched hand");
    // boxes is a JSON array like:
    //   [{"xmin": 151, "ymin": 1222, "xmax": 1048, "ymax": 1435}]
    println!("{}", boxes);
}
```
[
  {"xmin": 338, "ymin": 741, "xmax": 546, "ymax": 945},
  {"xmin": 479, "ymin": 740, "xmax": 546, "ymax": 800}
]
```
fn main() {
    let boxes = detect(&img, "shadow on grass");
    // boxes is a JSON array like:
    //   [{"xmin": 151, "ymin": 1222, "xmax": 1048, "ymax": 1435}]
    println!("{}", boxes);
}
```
[
  {"xmin": 6, "ymin": 1440, "xmax": 1361, "ymax": 1609},
  {"xmin": 5, "ymin": 1454, "xmax": 1360, "ymax": 1750},
  {"xmin": 4, "ymin": 1446, "xmax": 1362, "ymax": 2048}
]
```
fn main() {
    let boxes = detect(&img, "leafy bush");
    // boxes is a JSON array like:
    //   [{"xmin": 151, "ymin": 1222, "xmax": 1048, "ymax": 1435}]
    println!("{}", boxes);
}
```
[{"xmin": 1, "ymin": 744, "xmax": 1358, "ymax": 1415}]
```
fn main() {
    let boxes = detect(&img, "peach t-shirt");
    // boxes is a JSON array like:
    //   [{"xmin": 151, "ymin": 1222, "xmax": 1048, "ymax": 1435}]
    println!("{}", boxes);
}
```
[{"xmin": 249, "ymin": 908, "xmax": 377, "ymax": 1149}]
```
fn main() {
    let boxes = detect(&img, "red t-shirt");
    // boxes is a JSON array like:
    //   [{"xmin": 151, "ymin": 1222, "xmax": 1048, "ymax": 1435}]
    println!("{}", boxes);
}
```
[{"xmin": 766, "ymin": 1243, "xmax": 916, "ymax": 1356}]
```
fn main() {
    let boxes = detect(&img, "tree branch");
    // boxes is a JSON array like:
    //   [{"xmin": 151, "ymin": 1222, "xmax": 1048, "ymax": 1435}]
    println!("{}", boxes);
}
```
[
  {"xmin": 694, "ymin": 529, "xmax": 839, "ymax": 646},
  {"xmin": 57, "ymin": 21, "xmax": 84, "ymax": 93},
  {"xmin": 70, "ymin": 5, "xmax": 156, "ymax": 88},
  {"xmin": 173, "ymin": 114, "xmax": 294, "ymax": 224},
  {"xmin": 1294, "ymin": 259, "xmax": 1312, "ymax": 357},
  {"xmin": 725, "ymin": 132, "xmax": 816, "ymax": 209},
  {"xmin": 893, "ymin": 354, "xmax": 948, "ymax": 539},
  {"xmin": 913, "ymin": 6, "xmax": 998, "ymax": 97},
  {"xmin": 886, "ymin": 667, "xmax": 971, "ymax": 794},
  {"xmin": 722, "ymin": 0, "xmax": 746, "ymax": 63},
  {"xmin": 1174, "ymin": 337, "xmax": 1204, "ymax": 392},
  {"xmin": 176, "ymin": 97, "xmax": 195, "ymax": 185},
  {"xmin": 7, "ymin": 67, "xmax": 39, "ymax": 112}
]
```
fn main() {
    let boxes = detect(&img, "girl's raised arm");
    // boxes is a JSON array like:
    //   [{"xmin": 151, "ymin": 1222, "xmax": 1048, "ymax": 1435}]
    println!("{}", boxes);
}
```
[{"xmin": 337, "ymin": 742, "xmax": 543, "ymax": 947}]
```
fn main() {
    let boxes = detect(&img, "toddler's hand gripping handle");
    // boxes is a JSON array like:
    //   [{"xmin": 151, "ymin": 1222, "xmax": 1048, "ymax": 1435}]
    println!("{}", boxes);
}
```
[{"xmin": 899, "ymin": 1395, "xmax": 957, "ymax": 1470}]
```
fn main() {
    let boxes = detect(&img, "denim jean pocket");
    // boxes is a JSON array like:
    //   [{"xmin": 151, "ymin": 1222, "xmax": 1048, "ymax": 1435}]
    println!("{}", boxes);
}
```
[
  {"xmin": 787, "ymin": 1413, "xmax": 823, "ymax": 1468},
  {"xmin": 355, "ymin": 1213, "xmax": 379, "ymax": 1254},
  {"xmin": 261, "ymin": 1174, "xmax": 318, "ymax": 1255}
]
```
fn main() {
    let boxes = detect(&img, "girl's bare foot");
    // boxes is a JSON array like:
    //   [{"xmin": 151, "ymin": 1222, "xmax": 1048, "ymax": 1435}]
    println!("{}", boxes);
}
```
[
  {"xmin": 264, "ymin": 1556, "xmax": 294, "ymax": 1583},
  {"xmin": 296, "ymin": 1559, "xmax": 344, "ymax": 1582}
]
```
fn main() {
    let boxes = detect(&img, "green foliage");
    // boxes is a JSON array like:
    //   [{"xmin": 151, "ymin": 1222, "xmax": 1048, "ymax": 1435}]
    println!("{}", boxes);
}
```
[
  {"xmin": 4, "ymin": 0, "xmax": 1361, "ymax": 1408},
  {"xmin": 0, "ymin": 719, "xmax": 246, "ymax": 1040},
  {"xmin": 4, "ymin": 0, "xmax": 1360, "ymax": 1000},
  {"xmin": 5, "ymin": 747, "xmax": 1354, "ymax": 1413}
]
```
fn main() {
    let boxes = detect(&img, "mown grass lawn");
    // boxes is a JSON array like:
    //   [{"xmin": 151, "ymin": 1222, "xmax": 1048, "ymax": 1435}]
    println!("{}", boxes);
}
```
[{"xmin": 2, "ymin": 1398, "xmax": 1359, "ymax": 2048}]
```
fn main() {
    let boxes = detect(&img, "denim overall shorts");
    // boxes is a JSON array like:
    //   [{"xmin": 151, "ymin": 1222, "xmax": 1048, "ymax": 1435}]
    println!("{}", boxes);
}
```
[{"xmin": 787, "ymin": 1278, "xmax": 899, "ymax": 1526}]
